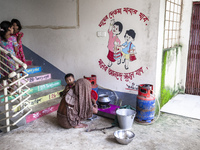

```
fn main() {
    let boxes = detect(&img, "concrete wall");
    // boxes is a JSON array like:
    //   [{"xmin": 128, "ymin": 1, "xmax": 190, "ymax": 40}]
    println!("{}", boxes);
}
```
[
  {"xmin": 160, "ymin": 46, "xmax": 183, "ymax": 107},
  {"xmin": 159, "ymin": 0, "xmax": 195, "ymax": 106},
  {"xmin": 0, "ymin": 0, "xmax": 163, "ymax": 96}
]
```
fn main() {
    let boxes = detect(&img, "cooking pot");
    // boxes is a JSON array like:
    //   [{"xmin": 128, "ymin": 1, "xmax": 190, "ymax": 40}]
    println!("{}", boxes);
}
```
[{"xmin": 98, "ymin": 94, "xmax": 111, "ymax": 105}]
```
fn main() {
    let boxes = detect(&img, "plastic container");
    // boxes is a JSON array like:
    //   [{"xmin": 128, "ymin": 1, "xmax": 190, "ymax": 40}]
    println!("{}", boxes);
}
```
[
  {"xmin": 91, "ymin": 90, "xmax": 98, "ymax": 101},
  {"xmin": 116, "ymin": 109, "xmax": 136, "ymax": 129}
]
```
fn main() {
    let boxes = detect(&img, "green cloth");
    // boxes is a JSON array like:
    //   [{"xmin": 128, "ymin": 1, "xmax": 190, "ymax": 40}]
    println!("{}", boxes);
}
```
[{"xmin": 112, "ymin": 105, "xmax": 136, "ymax": 127}]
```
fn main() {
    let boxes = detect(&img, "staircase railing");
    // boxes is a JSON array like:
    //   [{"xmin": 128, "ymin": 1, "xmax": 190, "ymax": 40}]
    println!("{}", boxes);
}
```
[{"xmin": 0, "ymin": 46, "xmax": 32, "ymax": 132}]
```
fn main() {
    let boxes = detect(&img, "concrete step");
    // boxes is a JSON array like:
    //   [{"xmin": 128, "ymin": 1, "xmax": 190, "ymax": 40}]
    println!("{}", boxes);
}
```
[
  {"xmin": 0, "ymin": 101, "xmax": 31, "ymax": 133},
  {"xmin": 0, "ymin": 79, "xmax": 62, "ymax": 102},
  {"xmin": 29, "ymin": 86, "xmax": 64, "ymax": 106},
  {"xmin": 23, "ymin": 72, "xmax": 52, "ymax": 84},
  {"xmin": 27, "ymin": 79, "xmax": 62, "ymax": 95},
  {"xmin": 0, "ymin": 110, "xmax": 19, "ymax": 132},
  {"xmin": 24, "ymin": 66, "xmax": 42, "ymax": 75},
  {"xmin": 26, "ymin": 98, "xmax": 60, "ymax": 123},
  {"xmin": 12, "ymin": 86, "xmax": 64, "ymax": 112},
  {"xmin": 0, "ymin": 83, "xmax": 63, "ymax": 130},
  {"xmin": 0, "ymin": 62, "xmax": 63, "ymax": 131},
  {"xmin": 30, "ymin": 97, "xmax": 61, "ymax": 113}
]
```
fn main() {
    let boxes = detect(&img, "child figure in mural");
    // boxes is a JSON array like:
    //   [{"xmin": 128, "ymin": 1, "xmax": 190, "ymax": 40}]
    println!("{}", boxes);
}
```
[
  {"xmin": 11, "ymin": 19, "xmax": 26, "ymax": 63},
  {"xmin": 120, "ymin": 29, "xmax": 136, "ymax": 70},
  {"xmin": 107, "ymin": 19, "xmax": 123, "ymax": 67}
]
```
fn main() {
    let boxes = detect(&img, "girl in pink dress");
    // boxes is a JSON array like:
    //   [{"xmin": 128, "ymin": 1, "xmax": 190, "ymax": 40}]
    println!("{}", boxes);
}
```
[
  {"xmin": 0, "ymin": 21, "xmax": 18, "ymax": 74},
  {"xmin": 0, "ymin": 21, "xmax": 19, "ymax": 91},
  {"xmin": 107, "ymin": 19, "xmax": 123, "ymax": 67},
  {"xmin": 11, "ymin": 19, "xmax": 26, "ymax": 63}
]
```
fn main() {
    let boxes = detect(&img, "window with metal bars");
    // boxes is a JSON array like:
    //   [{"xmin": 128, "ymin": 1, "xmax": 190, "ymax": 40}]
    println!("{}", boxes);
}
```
[{"xmin": 164, "ymin": 0, "xmax": 183, "ymax": 49}]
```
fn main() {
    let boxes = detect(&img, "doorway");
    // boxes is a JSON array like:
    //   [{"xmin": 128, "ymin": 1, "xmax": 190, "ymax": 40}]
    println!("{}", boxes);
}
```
[{"xmin": 185, "ymin": 2, "xmax": 200, "ymax": 95}]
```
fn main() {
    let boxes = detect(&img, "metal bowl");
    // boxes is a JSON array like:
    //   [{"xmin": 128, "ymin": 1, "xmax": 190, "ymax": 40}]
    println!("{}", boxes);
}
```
[
  {"xmin": 114, "ymin": 130, "xmax": 135, "ymax": 145},
  {"xmin": 98, "ymin": 94, "xmax": 111, "ymax": 103}
]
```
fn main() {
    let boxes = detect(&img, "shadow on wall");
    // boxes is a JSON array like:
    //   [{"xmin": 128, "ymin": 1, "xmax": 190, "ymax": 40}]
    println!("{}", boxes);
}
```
[
  {"xmin": 23, "ymin": 45, "xmax": 66, "ymax": 85},
  {"xmin": 115, "ymin": 91, "xmax": 137, "ymax": 108}
]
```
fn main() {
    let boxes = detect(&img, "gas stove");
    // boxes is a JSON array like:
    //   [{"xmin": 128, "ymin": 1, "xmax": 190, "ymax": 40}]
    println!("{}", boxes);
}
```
[
  {"xmin": 97, "ymin": 104, "xmax": 120, "ymax": 119},
  {"xmin": 97, "ymin": 103, "xmax": 111, "ymax": 109}
]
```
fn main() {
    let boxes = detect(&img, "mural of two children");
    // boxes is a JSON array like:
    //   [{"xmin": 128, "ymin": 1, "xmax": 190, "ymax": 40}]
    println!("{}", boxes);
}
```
[{"xmin": 107, "ymin": 19, "xmax": 136, "ymax": 70}]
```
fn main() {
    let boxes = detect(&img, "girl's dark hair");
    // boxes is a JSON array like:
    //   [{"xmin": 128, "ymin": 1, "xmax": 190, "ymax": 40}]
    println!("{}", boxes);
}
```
[
  {"xmin": 11, "ymin": 19, "xmax": 22, "ymax": 31},
  {"xmin": 65, "ymin": 73, "xmax": 74, "ymax": 80},
  {"xmin": 124, "ymin": 29, "xmax": 136, "ymax": 39},
  {"xmin": 114, "ymin": 21, "xmax": 123, "ymax": 35},
  {"xmin": 0, "ymin": 21, "xmax": 12, "ymax": 41}
]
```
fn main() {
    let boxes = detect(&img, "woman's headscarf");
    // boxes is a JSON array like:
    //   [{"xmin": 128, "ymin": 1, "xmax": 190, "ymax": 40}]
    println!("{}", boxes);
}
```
[{"xmin": 67, "ymin": 78, "xmax": 93, "ymax": 127}]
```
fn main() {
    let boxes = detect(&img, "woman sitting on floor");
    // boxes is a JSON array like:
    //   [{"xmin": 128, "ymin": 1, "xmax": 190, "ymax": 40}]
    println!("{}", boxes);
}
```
[{"xmin": 57, "ymin": 78, "xmax": 98, "ymax": 128}]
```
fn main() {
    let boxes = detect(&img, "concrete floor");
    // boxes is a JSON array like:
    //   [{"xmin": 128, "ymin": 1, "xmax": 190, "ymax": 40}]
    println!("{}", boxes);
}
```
[
  {"xmin": 161, "ymin": 94, "xmax": 200, "ymax": 120},
  {"xmin": 0, "ymin": 111, "xmax": 200, "ymax": 150}
]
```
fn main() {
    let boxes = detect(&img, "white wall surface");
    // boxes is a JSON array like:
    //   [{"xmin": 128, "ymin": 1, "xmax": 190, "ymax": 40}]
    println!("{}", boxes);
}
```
[
  {"xmin": 0, "ymin": 0, "xmax": 162, "ymax": 94},
  {"xmin": 155, "ymin": 0, "xmax": 165, "ymax": 98},
  {"xmin": 0, "ymin": 0, "xmax": 78, "ymax": 27}
]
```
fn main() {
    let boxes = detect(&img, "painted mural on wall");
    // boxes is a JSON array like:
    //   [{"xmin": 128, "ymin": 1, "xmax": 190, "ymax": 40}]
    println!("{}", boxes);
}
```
[
  {"xmin": 98, "ymin": 7, "xmax": 149, "ymax": 90},
  {"xmin": 106, "ymin": 19, "xmax": 137, "ymax": 70}
]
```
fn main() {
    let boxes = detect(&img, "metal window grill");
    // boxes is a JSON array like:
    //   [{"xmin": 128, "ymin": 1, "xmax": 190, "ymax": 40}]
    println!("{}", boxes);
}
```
[{"xmin": 164, "ymin": 0, "xmax": 183, "ymax": 49}]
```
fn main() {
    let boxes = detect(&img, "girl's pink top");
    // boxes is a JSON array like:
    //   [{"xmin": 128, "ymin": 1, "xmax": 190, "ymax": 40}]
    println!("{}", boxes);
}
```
[
  {"xmin": 107, "ymin": 30, "xmax": 121, "ymax": 52},
  {"xmin": 11, "ymin": 32, "xmax": 26, "ymax": 63}
]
